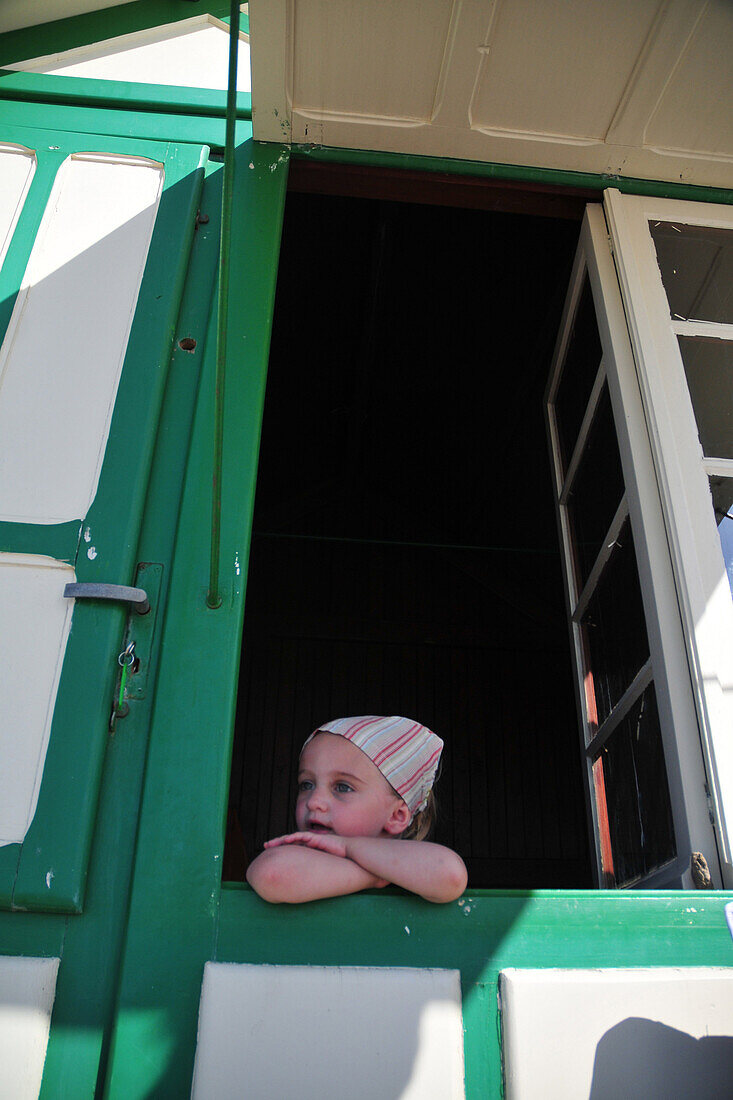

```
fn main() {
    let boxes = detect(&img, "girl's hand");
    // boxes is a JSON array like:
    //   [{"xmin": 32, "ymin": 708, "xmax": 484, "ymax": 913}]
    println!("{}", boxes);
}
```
[{"xmin": 264, "ymin": 831, "xmax": 348, "ymax": 859}]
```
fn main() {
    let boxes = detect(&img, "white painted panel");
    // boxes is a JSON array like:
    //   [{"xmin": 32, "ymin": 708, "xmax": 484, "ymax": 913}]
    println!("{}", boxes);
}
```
[
  {"xmin": 470, "ymin": 0, "xmax": 661, "ymax": 141},
  {"xmin": 0, "ymin": 144, "xmax": 35, "ymax": 273},
  {"xmin": 645, "ymin": 4, "xmax": 733, "ymax": 156},
  {"xmin": 5, "ymin": 16, "xmax": 251, "ymax": 93},
  {"xmin": 191, "ymin": 963, "xmax": 465, "ymax": 1100},
  {"xmin": 501, "ymin": 967, "xmax": 733, "ymax": 1100},
  {"xmin": 252, "ymin": 0, "xmax": 733, "ymax": 188},
  {"xmin": 0, "ymin": 956, "xmax": 59, "ymax": 1100},
  {"xmin": 0, "ymin": 152, "xmax": 163, "ymax": 524},
  {"xmin": 292, "ymin": 0, "xmax": 453, "ymax": 121},
  {"xmin": 0, "ymin": 555, "xmax": 75, "ymax": 845}
]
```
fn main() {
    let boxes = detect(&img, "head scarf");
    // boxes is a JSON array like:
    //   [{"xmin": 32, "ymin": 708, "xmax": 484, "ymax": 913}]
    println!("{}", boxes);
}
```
[{"xmin": 304, "ymin": 715, "xmax": 442, "ymax": 815}]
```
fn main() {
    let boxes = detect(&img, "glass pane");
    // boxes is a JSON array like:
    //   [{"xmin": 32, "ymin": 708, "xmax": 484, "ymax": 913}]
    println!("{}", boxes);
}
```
[
  {"xmin": 566, "ymin": 384, "xmax": 625, "ymax": 589},
  {"xmin": 581, "ymin": 518, "xmax": 650, "ymax": 727},
  {"xmin": 649, "ymin": 221, "xmax": 733, "ymax": 324},
  {"xmin": 709, "ymin": 475, "xmax": 733, "ymax": 600},
  {"xmin": 677, "ymin": 336, "xmax": 733, "ymax": 459},
  {"xmin": 592, "ymin": 685, "xmax": 676, "ymax": 887},
  {"xmin": 553, "ymin": 275, "xmax": 603, "ymax": 474}
]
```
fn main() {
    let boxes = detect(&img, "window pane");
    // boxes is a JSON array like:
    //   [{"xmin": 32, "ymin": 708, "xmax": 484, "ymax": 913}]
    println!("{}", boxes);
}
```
[
  {"xmin": 649, "ymin": 221, "xmax": 733, "ymax": 324},
  {"xmin": 581, "ymin": 518, "xmax": 650, "ymax": 726},
  {"xmin": 566, "ymin": 384, "xmax": 625, "ymax": 589},
  {"xmin": 677, "ymin": 336, "xmax": 733, "ymax": 459},
  {"xmin": 593, "ymin": 685, "xmax": 676, "ymax": 887},
  {"xmin": 709, "ymin": 475, "xmax": 733, "ymax": 601},
  {"xmin": 554, "ymin": 276, "xmax": 603, "ymax": 474}
]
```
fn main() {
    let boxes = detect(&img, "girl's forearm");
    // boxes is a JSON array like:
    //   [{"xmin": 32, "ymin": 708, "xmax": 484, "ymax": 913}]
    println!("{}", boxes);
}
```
[
  {"xmin": 343, "ymin": 838, "xmax": 467, "ymax": 903},
  {"xmin": 246, "ymin": 845, "xmax": 384, "ymax": 903}
]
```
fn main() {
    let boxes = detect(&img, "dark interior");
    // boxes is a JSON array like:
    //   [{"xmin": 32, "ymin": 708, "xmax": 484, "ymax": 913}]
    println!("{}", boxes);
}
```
[{"xmin": 226, "ymin": 167, "xmax": 594, "ymax": 888}]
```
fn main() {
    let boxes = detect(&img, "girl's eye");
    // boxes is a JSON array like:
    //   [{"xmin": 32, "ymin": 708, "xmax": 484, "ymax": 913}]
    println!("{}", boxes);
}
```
[
  {"xmin": 298, "ymin": 780, "xmax": 314, "ymax": 792},
  {"xmin": 334, "ymin": 782, "xmax": 354, "ymax": 794}
]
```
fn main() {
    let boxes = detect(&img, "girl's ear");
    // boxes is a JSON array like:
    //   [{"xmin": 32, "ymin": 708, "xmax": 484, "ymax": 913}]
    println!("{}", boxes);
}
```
[{"xmin": 383, "ymin": 799, "xmax": 412, "ymax": 836}]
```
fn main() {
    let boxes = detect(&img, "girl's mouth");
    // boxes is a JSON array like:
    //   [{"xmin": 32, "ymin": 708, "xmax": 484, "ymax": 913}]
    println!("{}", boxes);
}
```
[{"xmin": 308, "ymin": 822, "xmax": 331, "ymax": 832}]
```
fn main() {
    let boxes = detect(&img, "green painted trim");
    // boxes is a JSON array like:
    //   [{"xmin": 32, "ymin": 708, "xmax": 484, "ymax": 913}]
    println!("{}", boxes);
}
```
[
  {"xmin": 0, "ymin": 2, "xmax": 232, "ymax": 68},
  {"xmin": 0, "ymin": 521, "xmax": 81, "ymax": 562},
  {"xmin": 105, "ymin": 138, "xmax": 289, "ymax": 1100},
  {"xmin": 206, "ymin": 0, "xmax": 240, "ymax": 609},
  {"xmin": 0, "ymin": 97, "xmax": 250, "ymax": 149},
  {"xmin": 0, "ymin": 151, "xmax": 61, "ymax": 349},
  {"xmin": 293, "ymin": 144, "xmax": 733, "ymax": 206},
  {"xmin": 0, "ymin": 847, "xmax": 20, "ymax": 909},
  {"xmin": 9, "ymin": 132, "xmax": 207, "ymax": 914},
  {"xmin": 221, "ymin": 12, "xmax": 250, "ymax": 35},
  {"xmin": 0, "ymin": 69, "xmax": 251, "ymax": 121},
  {"xmin": 0, "ymin": 910, "xmax": 67, "ymax": 957},
  {"xmin": 216, "ymin": 888, "xmax": 733, "ymax": 1099}
]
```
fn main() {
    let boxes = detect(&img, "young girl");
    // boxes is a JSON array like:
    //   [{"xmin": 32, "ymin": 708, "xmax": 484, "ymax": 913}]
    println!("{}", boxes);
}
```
[{"xmin": 246, "ymin": 715, "xmax": 468, "ymax": 904}]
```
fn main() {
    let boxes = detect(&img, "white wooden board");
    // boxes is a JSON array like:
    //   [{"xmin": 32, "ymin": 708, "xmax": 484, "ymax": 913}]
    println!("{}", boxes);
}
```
[
  {"xmin": 501, "ymin": 967, "xmax": 733, "ymax": 1100},
  {"xmin": 191, "ymin": 963, "xmax": 465, "ymax": 1100},
  {"xmin": 0, "ymin": 144, "xmax": 35, "ymax": 273},
  {"xmin": 0, "ymin": 955, "xmax": 59, "ymax": 1100},
  {"xmin": 0, "ymin": 151, "xmax": 162, "ymax": 524},
  {"xmin": 0, "ymin": 554, "xmax": 75, "ymax": 845}
]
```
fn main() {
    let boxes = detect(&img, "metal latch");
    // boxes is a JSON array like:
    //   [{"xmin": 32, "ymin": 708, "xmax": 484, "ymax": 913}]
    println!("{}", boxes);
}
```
[{"xmin": 64, "ymin": 582, "xmax": 150, "ymax": 615}]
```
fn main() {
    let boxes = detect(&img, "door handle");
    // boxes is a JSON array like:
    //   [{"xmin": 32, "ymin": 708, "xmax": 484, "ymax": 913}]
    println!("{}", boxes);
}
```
[{"xmin": 63, "ymin": 582, "xmax": 150, "ymax": 615}]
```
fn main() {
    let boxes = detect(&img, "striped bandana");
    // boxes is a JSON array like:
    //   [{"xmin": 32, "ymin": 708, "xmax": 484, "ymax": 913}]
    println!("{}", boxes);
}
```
[{"xmin": 304, "ymin": 716, "xmax": 443, "ymax": 815}]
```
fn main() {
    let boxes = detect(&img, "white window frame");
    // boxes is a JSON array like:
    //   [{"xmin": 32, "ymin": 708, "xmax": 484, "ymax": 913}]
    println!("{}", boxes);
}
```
[
  {"xmin": 547, "ymin": 205, "xmax": 719, "ymax": 888},
  {"xmin": 604, "ymin": 191, "xmax": 733, "ymax": 888}
]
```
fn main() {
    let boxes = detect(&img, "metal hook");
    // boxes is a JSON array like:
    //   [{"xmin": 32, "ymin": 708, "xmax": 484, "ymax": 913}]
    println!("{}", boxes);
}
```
[{"xmin": 118, "ymin": 640, "xmax": 136, "ymax": 667}]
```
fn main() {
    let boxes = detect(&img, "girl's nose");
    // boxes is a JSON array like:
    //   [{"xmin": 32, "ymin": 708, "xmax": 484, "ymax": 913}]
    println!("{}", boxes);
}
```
[{"xmin": 306, "ymin": 786, "xmax": 328, "ymax": 811}]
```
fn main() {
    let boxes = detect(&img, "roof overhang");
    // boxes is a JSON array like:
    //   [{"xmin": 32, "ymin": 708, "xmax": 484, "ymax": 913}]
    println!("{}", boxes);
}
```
[{"xmin": 250, "ymin": 0, "xmax": 733, "ymax": 190}]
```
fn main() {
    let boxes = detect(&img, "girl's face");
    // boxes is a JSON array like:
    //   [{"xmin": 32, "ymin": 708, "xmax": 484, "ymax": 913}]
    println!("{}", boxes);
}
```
[{"xmin": 296, "ymin": 732, "xmax": 410, "ymax": 838}]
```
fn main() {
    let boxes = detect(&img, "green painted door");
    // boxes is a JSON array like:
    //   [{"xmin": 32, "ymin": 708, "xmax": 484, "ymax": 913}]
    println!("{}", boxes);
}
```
[{"xmin": 0, "ymin": 123, "xmax": 208, "ymax": 914}]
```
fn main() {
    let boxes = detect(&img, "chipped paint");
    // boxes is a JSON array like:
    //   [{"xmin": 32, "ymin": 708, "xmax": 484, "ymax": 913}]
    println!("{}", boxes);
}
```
[
  {"xmin": 234, "ymin": 551, "xmax": 241, "ymax": 576},
  {"xmin": 45, "ymin": 869, "xmax": 54, "ymax": 888},
  {"xmin": 83, "ymin": 526, "xmax": 91, "ymax": 542},
  {"xmin": 87, "ymin": 546, "xmax": 97, "ymax": 560},
  {"xmin": 404, "ymin": 925, "xmax": 410, "ymax": 935}
]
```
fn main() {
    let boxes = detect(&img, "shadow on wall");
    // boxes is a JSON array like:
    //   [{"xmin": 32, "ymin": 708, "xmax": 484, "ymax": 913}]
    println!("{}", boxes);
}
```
[{"xmin": 589, "ymin": 1017, "xmax": 733, "ymax": 1099}]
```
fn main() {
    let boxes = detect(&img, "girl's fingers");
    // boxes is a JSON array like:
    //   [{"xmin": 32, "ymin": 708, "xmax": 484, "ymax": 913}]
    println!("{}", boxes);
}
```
[{"xmin": 264, "ymin": 832, "xmax": 315, "ymax": 848}]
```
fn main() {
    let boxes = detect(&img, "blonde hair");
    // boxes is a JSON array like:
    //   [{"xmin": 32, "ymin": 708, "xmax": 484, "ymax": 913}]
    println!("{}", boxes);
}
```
[{"xmin": 400, "ymin": 790, "xmax": 436, "ymax": 841}]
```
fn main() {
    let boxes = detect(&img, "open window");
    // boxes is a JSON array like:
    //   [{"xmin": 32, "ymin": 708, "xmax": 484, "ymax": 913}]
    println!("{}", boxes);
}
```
[
  {"xmin": 603, "ymin": 192, "xmax": 733, "ymax": 888},
  {"xmin": 547, "ymin": 203, "xmax": 725, "ymax": 888},
  {"xmin": 225, "ymin": 168, "xmax": 730, "ymax": 892},
  {"xmin": 225, "ymin": 166, "xmax": 595, "ymax": 889}
]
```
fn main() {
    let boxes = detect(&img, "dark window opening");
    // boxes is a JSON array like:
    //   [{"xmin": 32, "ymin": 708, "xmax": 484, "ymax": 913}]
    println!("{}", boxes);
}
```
[{"xmin": 225, "ymin": 172, "xmax": 593, "ymax": 889}]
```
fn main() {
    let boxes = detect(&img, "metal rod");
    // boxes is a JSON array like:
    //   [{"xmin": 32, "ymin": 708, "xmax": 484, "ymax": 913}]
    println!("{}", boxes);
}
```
[
  {"xmin": 254, "ymin": 531, "xmax": 559, "ymax": 555},
  {"xmin": 207, "ymin": 0, "xmax": 240, "ymax": 609}
]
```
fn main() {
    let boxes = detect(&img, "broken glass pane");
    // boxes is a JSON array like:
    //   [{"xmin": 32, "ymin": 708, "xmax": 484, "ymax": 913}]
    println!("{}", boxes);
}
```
[
  {"xmin": 649, "ymin": 221, "xmax": 733, "ymax": 324},
  {"xmin": 677, "ymin": 336, "xmax": 733, "ymax": 459}
]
